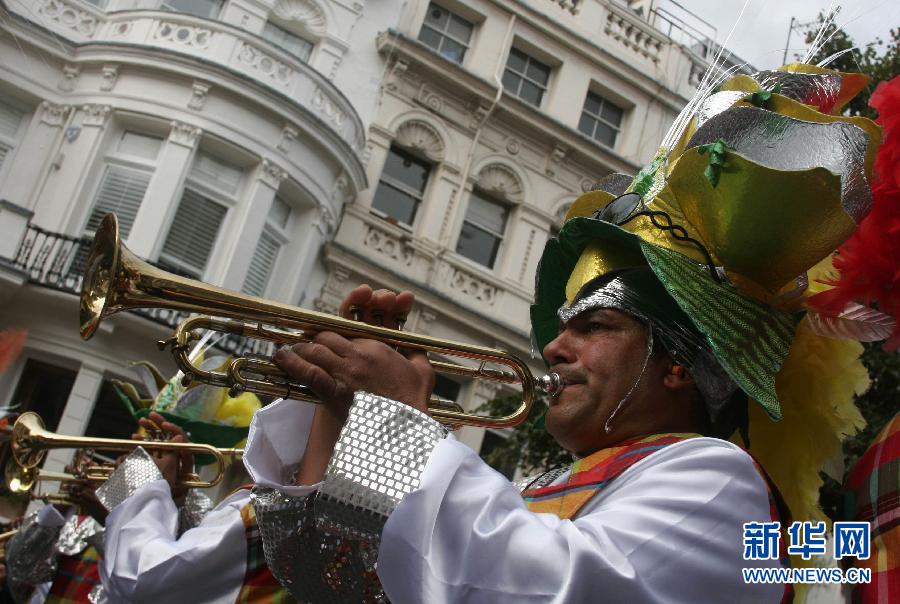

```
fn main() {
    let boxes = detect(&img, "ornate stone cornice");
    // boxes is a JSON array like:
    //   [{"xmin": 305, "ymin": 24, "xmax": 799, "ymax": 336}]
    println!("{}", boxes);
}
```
[
  {"xmin": 81, "ymin": 104, "xmax": 112, "ymax": 127},
  {"xmin": 100, "ymin": 64, "xmax": 119, "ymax": 91},
  {"xmin": 259, "ymin": 158, "xmax": 289, "ymax": 188},
  {"xmin": 188, "ymin": 81, "xmax": 210, "ymax": 110},
  {"xmin": 39, "ymin": 101, "xmax": 70, "ymax": 127},
  {"xmin": 169, "ymin": 121, "xmax": 202, "ymax": 148}
]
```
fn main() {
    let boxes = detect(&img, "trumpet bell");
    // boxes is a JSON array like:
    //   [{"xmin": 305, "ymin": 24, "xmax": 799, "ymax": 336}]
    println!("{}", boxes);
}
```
[
  {"xmin": 11, "ymin": 411, "xmax": 45, "ymax": 469},
  {"xmin": 80, "ymin": 212, "xmax": 120, "ymax": 340}
]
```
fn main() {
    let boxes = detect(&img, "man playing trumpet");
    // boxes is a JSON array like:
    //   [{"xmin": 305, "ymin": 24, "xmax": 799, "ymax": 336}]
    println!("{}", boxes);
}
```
[{"xmin": 241, "ymin": 61, "xmax": 891, "ymax": 602}]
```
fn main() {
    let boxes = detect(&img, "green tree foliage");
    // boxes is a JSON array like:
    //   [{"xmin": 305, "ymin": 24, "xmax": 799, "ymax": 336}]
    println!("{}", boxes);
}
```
[
  {"xmin": 477, "ymin": 393, "xmax": 570, "ymax": 475},
  {"xmin": 800, "ymin": 17, "xmax": 899, "ymax": 118}
]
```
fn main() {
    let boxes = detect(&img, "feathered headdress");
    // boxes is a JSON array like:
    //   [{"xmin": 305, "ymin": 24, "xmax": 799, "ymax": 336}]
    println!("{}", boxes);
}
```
[{"xmin": 532, "ymin": 58, "xmax": 894, "ymax": 537}]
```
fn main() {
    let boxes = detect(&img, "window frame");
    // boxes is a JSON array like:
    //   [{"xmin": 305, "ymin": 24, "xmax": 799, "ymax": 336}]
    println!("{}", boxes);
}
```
[
  {"xmin": 0, "ymin": 95, "xmax": 29, "ymax": 184},
  {"xmin": 242, "ymin": 196, "xmax": 292, "ymax": 298},
  {"xmin": 158, "ymin": 151, "xmax": 244, "ymax": 279},
  {"xmin": 454, "ymin": 188, "xmax": 510, "ymax": 270},
  {"xmin": 370, "ymin": 146, "xmax": 432, "ymax": 228},
  {"xmin": 263, "ymin": 20, "xmax": 315, "ymax": 64},
  {"xmin": 578, "ymin": 90, "xmax": 624, "ymax": 148},
  {"xmin": 160, "ymin": 0, "xmax": 223, "ymax": 19},
  {"xmin": 418, "ymin": 2, "xmax": 475, "ymax": 64},
  {"xmin": 502, "ymin": 47, "xmax": 552, "ymax": 107}
]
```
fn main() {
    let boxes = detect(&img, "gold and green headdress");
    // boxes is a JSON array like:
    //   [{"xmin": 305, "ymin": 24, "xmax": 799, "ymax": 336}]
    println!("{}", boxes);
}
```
[{"xmin": 533, "ymin": 63, "xmax": 888, "ymax": 526}]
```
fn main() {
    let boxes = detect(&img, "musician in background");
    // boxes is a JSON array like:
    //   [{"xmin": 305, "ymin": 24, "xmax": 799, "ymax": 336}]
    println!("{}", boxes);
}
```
[{"xmin": 241, "ymin": 62, "xmax": 892, "ymax": 602}]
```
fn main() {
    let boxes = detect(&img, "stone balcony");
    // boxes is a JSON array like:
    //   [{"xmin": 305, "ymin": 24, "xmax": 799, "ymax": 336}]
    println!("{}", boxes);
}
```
[{"xmin": 8, "ymin": 0, "xmax": 364, "ymax": 153}]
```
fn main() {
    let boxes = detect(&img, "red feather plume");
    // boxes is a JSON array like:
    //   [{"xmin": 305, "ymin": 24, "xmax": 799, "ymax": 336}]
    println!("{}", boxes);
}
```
[{"xmin": 809, "ymin": 76, "xmax": 900, "ymax": 351}]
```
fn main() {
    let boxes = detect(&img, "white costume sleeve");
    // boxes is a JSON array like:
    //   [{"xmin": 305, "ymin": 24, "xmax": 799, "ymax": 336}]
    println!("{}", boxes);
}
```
[
  {"xmin": 100, "ymin": 481, "xmax": 250, "ymax": 604},
  {"xmin": 377, "ymin": 436, "xmax": 784, "ymax": 604},
  {"xmin": 245, "ymin": 396, "xmax": 785, "ymax": 604}
]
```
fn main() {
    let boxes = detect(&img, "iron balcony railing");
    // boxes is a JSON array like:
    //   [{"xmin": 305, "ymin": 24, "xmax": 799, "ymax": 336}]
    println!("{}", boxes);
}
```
[{"xmin": 8, "ymin": 224, "xmax": 271, "ymax": 358}]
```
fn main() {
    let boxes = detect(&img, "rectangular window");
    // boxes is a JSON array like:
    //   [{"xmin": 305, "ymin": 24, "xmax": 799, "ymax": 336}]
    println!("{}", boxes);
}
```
[
  {"xmin": 578, "ymin": 91, "xmax": 624, "ymax": 148},
  {"xmin": 263, "ymin": 22, "xmax": 314, "ymax": 63},
  {"xmin": 161, "ymin": 0, "xmax": 223, "ymax": 19},
  {"xmin": 83, "ymin": 132, "xmax": 162, "ymax": 239},
  {"xmin": 456, "ymin": 190, "xmax": 508, "ymax": 268},
  {"xmin": 0, "ymin": 97, "xmax": 26, "ymax": 174},
  {"xmin": 159, "ymin": 189, "xmax": 228, "ymax": 278},
  {"xmin": 418, "ymin": 3, "xmax": 474, "ymax": 64},
  {"xmin": 371, "ymin": 147, "xmax": 431, "ymax": 226},
  {"xmin": 502, "ymin": 48, "xmax": 550, "ymax": 107},
  {"xmin": 159, "ymin": 152, "xmax": 240, "ymax": 278},
  {"xmin": 242, "ymin": 197, "xmax": 290, "ymax": 297}
]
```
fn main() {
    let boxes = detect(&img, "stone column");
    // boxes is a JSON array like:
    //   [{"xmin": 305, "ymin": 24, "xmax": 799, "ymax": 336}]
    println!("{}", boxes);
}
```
[
  {"xmin": 0, "ymin": 102, "xmax": 70, "ymax": 213},
  {"xmin": 218, "ymin": 158, "xmax": 287, "ymax": 291},
  {"xmin": 126, "ymin": 121, "xmax": 201, "ymax": 258},
  {"xmin": 32, "ymin": 104, "xmax": 111, "ymax": 232},
  {"xmin": 42, "ymin": 363, "xmax": 104, "ymax": 475}
]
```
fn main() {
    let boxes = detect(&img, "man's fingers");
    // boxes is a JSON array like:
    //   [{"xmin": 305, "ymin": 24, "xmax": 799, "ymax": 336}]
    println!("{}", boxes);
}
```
[
  {"xmin": 391, "ymin": 291, "xmax": 415, "ymax": 329},
  {"xmin": 274, "ymin": 347, "xmax": 341, "ymax": 401},
  {"xmin": 339, "ymin": 284, "xmax": 374, "ymax": 319}
]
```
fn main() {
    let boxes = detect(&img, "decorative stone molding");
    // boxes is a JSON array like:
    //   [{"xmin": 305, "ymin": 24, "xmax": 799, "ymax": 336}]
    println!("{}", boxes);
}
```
[
  {"xmin": 168, "ymin": 121, "xmax": 202, "ymax": 148},
  {"xmin": 40, "ymin": 0, "xmax": 98, "ymax": 36},
  {"xmin": 40, "ymin": 102, "xmax": 70, "ymax": 127},
  {"xmin": 111, "ymin": 21, "xmax": 132, "ymax": 37},
  {"xmin": 363, "ymin": 224, "xmax": 414, "ymax": 266},
  {"xmin": 332, "ymin": 266, "xmax": 351, "ymax": 284},
  {"xmin": 395, "ymin": 120, "xmax": 444, "ymax": 162},
  {"xmin": 545, "ymin": 143, "xmax": 568, "ymax": 177},
  {"xmin": 272, "ymin": 0, "xmax": 327, "ymax": 37},
  {"xmin": 449, "ymin": 266, "xmax": 497, "ymax": 305},
  {"xmin": 384, "ymin": 59, "xmax": 408, "ymax": 92},
  {"xmin": 155, "ymin": 21, "xmax": 212, "ymax": 49},
  {"xmin": 313, "ymin": 206, "xmax": 336, "ymax": 236},
  {"xmin": 313, "ymin": 296, "xmax": 338, "ymax": 315},
  {"xmin": 81, "ymin": 104, "xmax": 111, "ymax": 127},
  {"xmin": 469, "ymin": 102, "xmax": 491, "ymax": 129},
  {"xmin": 689, "ymin": 61, "xmax": 706, "ymax": 88},
  {"xmin": 99, "ymin": 64, "xmax": 119, "ymax": 91},
  {"xmin": 506, "ymin": 137, "xmax": 521, "ymax": 156},
  {"xmin": 580, "ymin": 177, "xmax": 595, "ymax": 193},
  {"xmin": 419, "ymin": 309, "xmax": 437, "ymax": 326},
  {"xmin": 259, "ymin": 158, "xmax": 289, "ymax": 188},
  {"xmin": 438, "ymin": 187, "xmax": 458, "ymax": 242},
  {"xmin": 330, "ymin": 171, "xmax": 351, "ymax": 205},
  {"xmin": 417, "ymin": 86, "xmax": 444, "ymax": 115},
  {"xmin": 312, "ymin": 87, "xmax": 346, "ymax": 128},
  {"xmin": 277, "ymin": 124, "xmax": 298, "ymax": 153},
  {"xmin": 237, "ymin": 43, "xmax": 293, "ymax": 87},
  {"xmin": 188, "ymin": 81, "xmax": 211, "ymax": 110},
  {"xmin": 477, "ymin": 163, "xmax": 524, "ymax": 203},
  {"xmin": 58, "ymin": 64, "xmax": 80, "ymax": 92},
  {"xmin": 555, "ymin": 0, "xmax": 583, "ymax": 16},
  {"xmin": 603, "ymin": 7, "xmax": 664, "ymax": 64},
  {"xmin": 519, "ymin": 228, "xmax": 537, "ymax": 282}
]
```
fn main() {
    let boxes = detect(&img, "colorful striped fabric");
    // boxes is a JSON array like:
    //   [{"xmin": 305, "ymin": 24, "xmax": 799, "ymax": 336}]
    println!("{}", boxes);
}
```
[
  {"xmin": 846, "ymin": 412, "xmax": 900, "ymax": 604},
  {"xmin": 236, "ymin": 504, "xmax": 295, "ymax": 603},
  {"xmin": 45, "ymin": 545, "xmax": 101, "ymax": 604},
  {"xmin": 522, "ymin": 433, "xmax": 700, "ymax": 519}
]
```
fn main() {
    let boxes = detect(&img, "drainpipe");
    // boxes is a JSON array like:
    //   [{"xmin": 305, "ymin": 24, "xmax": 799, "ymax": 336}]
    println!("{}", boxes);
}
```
[{"xmin": 429, "ymin": 13, "xmax": 516, "ymax": 284}]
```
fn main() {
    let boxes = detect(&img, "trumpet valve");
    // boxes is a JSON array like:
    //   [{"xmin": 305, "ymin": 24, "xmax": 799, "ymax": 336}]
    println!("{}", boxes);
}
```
[{"xmin": 181, "ymin": 372, "xmax": 194, "ymax": 387}]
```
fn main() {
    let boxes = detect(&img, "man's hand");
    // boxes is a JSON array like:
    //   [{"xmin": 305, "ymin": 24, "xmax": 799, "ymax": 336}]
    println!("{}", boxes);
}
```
[
  {"xmin": 276, "ymin": 284, "xmax": 433, "ymax": 485},
  {"xmin": 275, "ymin": 284, "xmax": 433, "ymax": 413},
  {"xmin": 133, "ymin": 411, "xmax": 193, "ymax": 504},
  {"xmin": 62, "ymin": 480, "xmax": 108, "ymax": 525}
]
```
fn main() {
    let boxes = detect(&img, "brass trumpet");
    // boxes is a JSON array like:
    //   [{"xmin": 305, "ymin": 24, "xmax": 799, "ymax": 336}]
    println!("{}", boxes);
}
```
[
  {"xmin": 80, "ymin": 213, "xmax": 561, "ymax": 428},
  {"xmin": 11, "ymin": 412, "xmax": 242, "ymax": 488}
]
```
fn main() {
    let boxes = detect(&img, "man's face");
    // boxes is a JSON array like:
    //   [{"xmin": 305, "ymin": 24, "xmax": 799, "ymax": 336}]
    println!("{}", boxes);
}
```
[{"xmin": 542, "ymin": 308, "xmax": 666, "ymax": 455}]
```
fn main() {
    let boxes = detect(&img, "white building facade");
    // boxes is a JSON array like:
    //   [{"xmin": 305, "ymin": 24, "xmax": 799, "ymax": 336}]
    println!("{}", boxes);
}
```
[
  {"xmin": 313, "ymin": 0, "xmax": 727, "ymax": 473},
  {"xmin": 0, "ymin": 0, "xmax": 404, "ymax": 480}
]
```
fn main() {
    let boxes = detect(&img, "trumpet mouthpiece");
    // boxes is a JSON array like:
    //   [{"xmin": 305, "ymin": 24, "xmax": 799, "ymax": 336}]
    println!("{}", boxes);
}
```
[{"xmin": 536, "ymin": 372, "xmax": 563, "ymax": 397}]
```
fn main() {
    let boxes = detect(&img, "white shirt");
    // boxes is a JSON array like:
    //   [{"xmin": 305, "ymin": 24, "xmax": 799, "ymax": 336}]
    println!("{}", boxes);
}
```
[
  {"xmin": 100, "ymin": 482, "xmax": 251, "ymax": 604},
  {"xmin": 243, "ymin": 398, "xmax": 784, "ymax": 604}
]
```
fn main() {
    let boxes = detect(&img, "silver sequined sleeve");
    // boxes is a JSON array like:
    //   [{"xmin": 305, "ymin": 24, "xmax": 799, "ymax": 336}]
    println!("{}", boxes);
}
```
[
  {"xmin": 6, "ymin": 511, "xmax": 60, "ymax": 586},
  {"xmin": 252, "ymin": 392, "xmax": 447, "ymax": 602}
]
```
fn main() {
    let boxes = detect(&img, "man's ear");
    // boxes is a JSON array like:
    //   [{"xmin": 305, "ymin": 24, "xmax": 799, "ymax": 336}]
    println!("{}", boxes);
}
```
[{"xmin": 662, "ymin": 363, "xmax": 696, "ymax": 391}]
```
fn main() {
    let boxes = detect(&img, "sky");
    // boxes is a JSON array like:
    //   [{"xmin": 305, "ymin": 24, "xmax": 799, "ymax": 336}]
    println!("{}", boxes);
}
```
[{"xmin": 654, "ymin": 0, "xmax": 898, "ymax": 71}]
